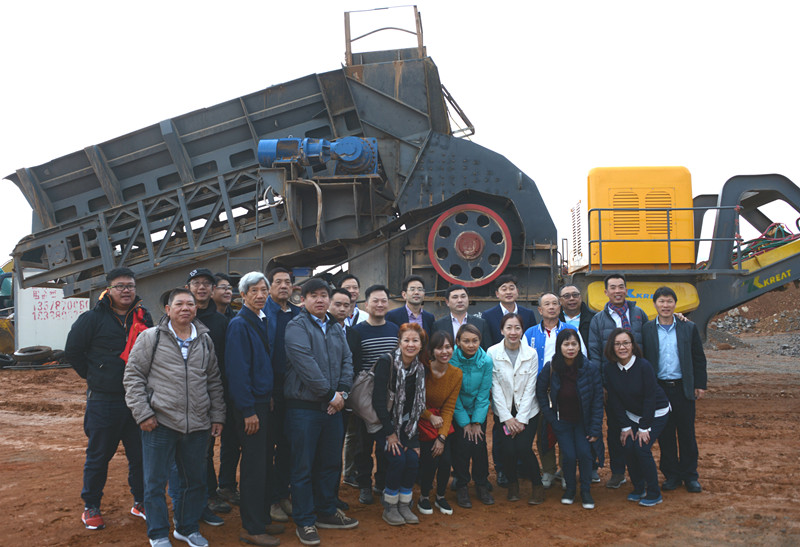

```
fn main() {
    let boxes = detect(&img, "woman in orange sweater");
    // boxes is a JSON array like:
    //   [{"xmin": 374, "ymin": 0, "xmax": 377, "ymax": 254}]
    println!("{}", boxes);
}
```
[{"xmin": 417, "ymin": 330, "xmax": 463, "ymax": 515}]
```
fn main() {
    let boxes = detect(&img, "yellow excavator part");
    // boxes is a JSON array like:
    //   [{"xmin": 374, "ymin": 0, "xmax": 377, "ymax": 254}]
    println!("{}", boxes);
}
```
[
  {"xmin": 0, "ymin": 318, "xmax": 13, "ymax": 354},
  {"xmin": 740, "ymin": 238, "xmax": 800, "ymax": 272},
  {"xmin": 587, "ymin": 281, "xmax": 700, "ymax": 320}
]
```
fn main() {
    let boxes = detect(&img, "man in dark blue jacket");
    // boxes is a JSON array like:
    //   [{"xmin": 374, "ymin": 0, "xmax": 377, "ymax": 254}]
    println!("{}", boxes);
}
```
[
  {"xmin": 642, "ymin": 286, "xmax": 707, "ymax": 494},
  {"xmin": 385, "ymin": 274, "xmax": 435, "ymax": 336},
  {"xmin": 263, "ymin": 267, "xmax": 301, "ymax": 523},
  {"xmin": 225, "ymin": 271, "xmax": 284, "ymax": 546},
  {"xmin": 432, "ymin": 285, "xmax": 491, "ymax": 350},
  {"xmin": 481, "ymin": 274, "xmax": 537, "ymax": 346},
  {"xmin": 65, "ymin": 267, "xmax": 153, "ymax": 531}
]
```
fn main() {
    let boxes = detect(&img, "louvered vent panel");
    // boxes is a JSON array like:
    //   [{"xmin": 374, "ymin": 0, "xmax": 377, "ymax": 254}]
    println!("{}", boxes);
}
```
[
  {"xmin": 645, "ymin": 191, "xmax": 673, "ymax": 235},
  {"xmin": 612, "ymin": 191, "xmax": 639, "ymax": 235}
]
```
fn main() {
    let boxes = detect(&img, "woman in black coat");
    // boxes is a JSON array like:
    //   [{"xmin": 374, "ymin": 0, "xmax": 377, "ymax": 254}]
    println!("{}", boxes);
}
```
[
  {"xmin": 536, "ymin": 328, "xmax": 603, "ymax": 509},
  {"xmin": 604, "ymin": 328, "xmax": 671, "ymax": 507}
]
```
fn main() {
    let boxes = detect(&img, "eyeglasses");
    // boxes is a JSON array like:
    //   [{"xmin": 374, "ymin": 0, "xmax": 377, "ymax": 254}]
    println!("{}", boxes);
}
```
[
  {"xmin": 560, "ymin": 292, "xmax": 580, "ymax": 299},
  {"xmin": 614, "ymin": 341, "xmax": 632, "ymax": 348},
  {"xmin": 216, "ymin": 285, "xmax": 233, "ymax": 292},
  {"xmin": 190, "ymin": 280, "xmax": 213, "ymax": 288},
  {"xmin": 110, "ymin": 284, "xmax": 136, "ymax": 292}
]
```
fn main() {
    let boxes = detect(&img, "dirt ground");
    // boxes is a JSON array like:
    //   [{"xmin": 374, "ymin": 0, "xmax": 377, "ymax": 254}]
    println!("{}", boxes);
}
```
[{"xmin": 2, "ymin": 330, "xmax": 798, "ymax": 547}]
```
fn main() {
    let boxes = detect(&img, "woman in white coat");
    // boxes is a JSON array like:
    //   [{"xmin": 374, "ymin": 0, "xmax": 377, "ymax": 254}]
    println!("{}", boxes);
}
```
[{"xmin": 488, "ymin": 313, "xmax": 546, "ymax": 505}]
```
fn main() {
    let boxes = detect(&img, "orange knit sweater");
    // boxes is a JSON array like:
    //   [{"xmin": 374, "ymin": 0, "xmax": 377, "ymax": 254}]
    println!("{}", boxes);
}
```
[{"xmin": 420, "ymin": 364, "xmax": 463, "ymax": 438}]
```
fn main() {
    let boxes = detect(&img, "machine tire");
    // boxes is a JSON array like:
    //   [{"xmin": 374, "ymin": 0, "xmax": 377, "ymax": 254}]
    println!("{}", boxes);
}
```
[{"xmin": 13, "ymin": 346, "xmax": 53, "ymax": 362}]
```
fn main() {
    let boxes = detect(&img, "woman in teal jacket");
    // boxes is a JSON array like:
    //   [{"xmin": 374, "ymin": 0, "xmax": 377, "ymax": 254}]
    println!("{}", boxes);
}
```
[{"xmin": 450, "ymin": 323, "xmax": 494, "ymax": 509}]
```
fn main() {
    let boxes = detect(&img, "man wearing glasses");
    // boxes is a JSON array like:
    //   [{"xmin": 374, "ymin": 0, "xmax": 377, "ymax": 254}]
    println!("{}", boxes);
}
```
[
  {"xmin": 385, "ymin": 275, "xmax": 435, "ymax": 337},
  {"xmin": 65, "ymin": 267, "xmax": 153, "ymax": 531},
  {"xmin": 212, "ymin": 273, "xmax": 236, "ymax": 320},
  {"xmin": 558, "ymin": 285, "xmax": 595, "ymax": 347}
]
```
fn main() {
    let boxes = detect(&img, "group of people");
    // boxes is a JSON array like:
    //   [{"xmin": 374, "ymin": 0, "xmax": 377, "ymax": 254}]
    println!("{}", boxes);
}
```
[{"xmin": 65, "ymin": 265, "xmax": 707, "ymax": 547}]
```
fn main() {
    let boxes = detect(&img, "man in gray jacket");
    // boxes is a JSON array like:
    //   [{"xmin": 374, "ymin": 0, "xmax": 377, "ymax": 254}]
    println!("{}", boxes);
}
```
[
  {"xmin": 587, "ymin": 273, "xmax": 648, "ymax": 490},
  {"xmin": 284, "ymin": 277, "xmax": 358, "ymax": 546},
  {"xmin": 125, "ymin": 288, "xmax": 225, "ymax": 547}
]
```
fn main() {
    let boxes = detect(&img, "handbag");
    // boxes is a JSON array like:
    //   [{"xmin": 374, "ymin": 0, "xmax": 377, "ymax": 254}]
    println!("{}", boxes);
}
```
[
  {"xmin": 418, "ymin": 407, "xmax": 455, "ymax": 442},
  {"xmin": 346, "ymin": 354, "xmax": 394, "ymax": 434}
]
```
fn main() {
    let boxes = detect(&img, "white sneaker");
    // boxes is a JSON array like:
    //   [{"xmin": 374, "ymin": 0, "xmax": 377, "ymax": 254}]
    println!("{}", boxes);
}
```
[
  {"xmin": 150, "ymin": 539, "xmax": 172, "ymax": 547},
  {"xmin": 541, "ymin": 472, "xmax": 555, "ymax": 489},
  {"xmin": 173, "ymin": 530, "xmax": 209, "ymax": 547}
]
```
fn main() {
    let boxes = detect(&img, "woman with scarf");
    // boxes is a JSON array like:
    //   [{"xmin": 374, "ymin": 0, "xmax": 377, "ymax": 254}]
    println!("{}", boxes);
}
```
[
  {"xmin": 536, "ymin": 328, "xmax": 604, "ymax": 510},
  {"xmin": 488, "ymin": 313, "xmax": 545, "ymax": 505},
  {"xmin": 450, "ymin": 323, "xmax": 495, "ymax": 509},
  {"xmin": 417, "ymin": 330, "xmax": 462, "ymax": 516},
  {"xmin": 372, "ymin": 323, "xmax": 428, "ymax": 526}
]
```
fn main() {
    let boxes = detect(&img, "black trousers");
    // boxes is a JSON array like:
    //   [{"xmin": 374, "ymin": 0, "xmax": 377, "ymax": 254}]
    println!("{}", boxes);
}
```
[
  {"xmin": 418, "ymin": 435, "xmax": 453, "ymax": 497},
  {"xmin": 234, "ymin": 402, "xmax": 274, "ymax": 535},
  {"xmin": 354, "ymin": 415, "xmax": 386, "ymax": 490},
  {"xmin": 658, "ymin": 381, "xmax": 699, "ymax": 482},
  {"xmin": 452, "ymin": 422, "xmax": 489, "ymax": 488},
  {"xmin": 498, "ymin": 414, "xmax": 541, "ymax": 485}
]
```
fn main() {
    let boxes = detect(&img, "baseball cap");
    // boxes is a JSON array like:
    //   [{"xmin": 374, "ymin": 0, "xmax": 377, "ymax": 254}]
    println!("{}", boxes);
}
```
[{"xmin": 186, "ymin": 268, "xmax": 215, "ymax": 284}]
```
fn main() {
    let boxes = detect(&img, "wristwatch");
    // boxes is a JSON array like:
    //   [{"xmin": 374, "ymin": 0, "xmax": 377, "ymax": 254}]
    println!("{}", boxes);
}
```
[{"xmin": 341, "ymin": 391, "xmax": 349, "ymax": 401}]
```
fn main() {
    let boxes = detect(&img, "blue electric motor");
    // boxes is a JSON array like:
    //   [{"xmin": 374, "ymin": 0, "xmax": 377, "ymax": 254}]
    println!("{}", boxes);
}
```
[{"xmin": 258, "ymin": 136, "xmax": 378, "ymax": 175}]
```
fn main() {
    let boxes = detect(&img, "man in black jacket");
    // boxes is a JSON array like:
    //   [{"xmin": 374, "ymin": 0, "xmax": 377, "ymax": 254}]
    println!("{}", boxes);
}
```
[
  {"xmin": 432, "ymin": 285, "xmax": 491, "ymax": 350},
  {"xmin": 65, "ymin": 267, "xmax": 153, "ymax": 531},
  {"xmin": 558, "ymin": 284, "xmax": 596, "ymax": 352},
  {"xmin": 185, "ymin": 268, "xmax": 231, "ymax": 521}
]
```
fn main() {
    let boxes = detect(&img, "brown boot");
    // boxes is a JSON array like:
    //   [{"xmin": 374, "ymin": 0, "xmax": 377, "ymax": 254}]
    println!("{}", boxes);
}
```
[
  {"xmin": 529, "ymin": 483, "xmax": 545, "ymax": 505},
  {"xmin": 507, "ymin": 481, "xmax": 520, "ymax": 502},
  {"xmin": 240, "ymin": 528, "xmax": 281, "ymax": 546}
]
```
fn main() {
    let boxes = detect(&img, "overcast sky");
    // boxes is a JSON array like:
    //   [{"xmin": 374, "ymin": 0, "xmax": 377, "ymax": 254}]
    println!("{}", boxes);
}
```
[{"xmin": 2, "ymin": 0, "xmax": 799, "ymax": 269}]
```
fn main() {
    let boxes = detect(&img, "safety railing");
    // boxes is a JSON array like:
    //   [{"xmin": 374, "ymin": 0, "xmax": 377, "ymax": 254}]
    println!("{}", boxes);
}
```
[{"xmin": 586, "ymin": 205, "xmax": 743, "ymax": 273}]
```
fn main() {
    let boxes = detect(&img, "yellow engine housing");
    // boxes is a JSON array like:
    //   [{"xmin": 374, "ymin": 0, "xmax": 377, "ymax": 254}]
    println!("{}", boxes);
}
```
[{"xmin": 588, "ymin": 166, "xmax": 695, "ymax": 269}]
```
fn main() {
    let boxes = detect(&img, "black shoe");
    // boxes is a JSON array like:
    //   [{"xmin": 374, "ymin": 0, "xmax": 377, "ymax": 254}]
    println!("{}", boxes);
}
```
[
  {"xmin": 456, "ymin": 486, "xmax": 472, "ymax": 509},
  {"xmin": 417, "ymin": 497, "xmax": 433, "ymax": 515},
  {"xmin": 335, "ymin": 497, "xmax": 350, "ymax": 511},
  {"xmin": 315, "ymin": 509, "xmax": 358, "ymax": 529},
  {"xmin": 358, "ymin": 487, "xmax": 374, "ymax": 505},
  {"xmin": 207, "ymin": 496, "xmax": 232, "ymax": 514},
  {"xmin": 296, "ymin": 525, "xmax": 320, "ymax": 546},
  {"xmin": 496, "ymin": 471, "xmax": 509, "ymax": 488},
  {"xmin": 201, "ymin": 506, "xmax": 224, "ymax": 526},
  {"xmin": 662, "ymin": 477, "xmax": 682, "ymax": 491},
  {"xmin": 476, "ymin": 484, "xmax": 494, "ymax": 505},
  {"xmin": 342, "ymin": 475, "xmax": 358, "ymax": 488},
  {"xmin": 435, "ymin": 497, "xmax": 453, "ymax": 515},
  {"xmin": 581, "ymin": 491, "xmax": 595, "ymax": 510},
  {"xmin": 685, "ymin": 480, "xmax": 702, "ymax": 493}
]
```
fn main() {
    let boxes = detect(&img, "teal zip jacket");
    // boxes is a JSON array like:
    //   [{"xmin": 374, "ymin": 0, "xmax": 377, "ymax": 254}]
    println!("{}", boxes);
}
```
[{"xmin": 451, "ymin": 346, "xmax": 493, "ymax": 427}]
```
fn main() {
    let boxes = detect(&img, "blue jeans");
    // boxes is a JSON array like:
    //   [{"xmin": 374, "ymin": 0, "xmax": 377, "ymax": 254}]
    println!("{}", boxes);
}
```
[
  {"xmin": 623, "ymin": 414, "xmax": 668, "ymax": 500},
  {"xmin": 286, "ymin": 407, "xmax": 343, "ymax": 527},
  {"xmin": 142, "ymin": 426, "xmax": 209, "ymax": 540},
  {"xmin": 553, "ymin": 420, "xmax": 593, "ymax": 494},
  {"xmin": 82, "ymin": 397, "xmax": 143, "ymax": 508},
  {"xmin": 374, "ymin": 432, "xmax": 419, "ymax": 492}
]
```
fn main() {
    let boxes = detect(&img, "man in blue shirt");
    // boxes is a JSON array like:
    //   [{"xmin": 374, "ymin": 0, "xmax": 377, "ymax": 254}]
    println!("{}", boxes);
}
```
[{"xmin": 642, "ymin": 286, "xmax": 707, "ymax": 494}]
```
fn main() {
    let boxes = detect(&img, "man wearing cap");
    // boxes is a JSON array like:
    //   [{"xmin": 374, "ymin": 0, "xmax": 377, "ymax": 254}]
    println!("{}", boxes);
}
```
[{"xmin": 65, "ymin": 267, "xmax": 153, "ymax": 531}]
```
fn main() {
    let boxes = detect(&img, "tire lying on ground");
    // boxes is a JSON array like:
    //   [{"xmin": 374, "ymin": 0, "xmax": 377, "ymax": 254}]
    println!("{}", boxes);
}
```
[
  {"xmin": 13, "ymin": 346, "xmax": 53, "ymax": 363},
  {"xmin": 0, "ymin": 353, "xmax": 16, "ymax": 368}
]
